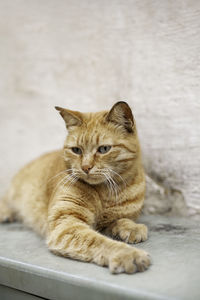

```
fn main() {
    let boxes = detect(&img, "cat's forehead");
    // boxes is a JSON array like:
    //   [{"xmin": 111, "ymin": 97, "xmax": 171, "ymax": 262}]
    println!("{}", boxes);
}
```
[
  {"xmin": 67, "ymin": 126, "xmax": 113, "ymax": 147},
  {"xmin": 65, "ymin": 111, "xmax": 124, "ymax": 148}
]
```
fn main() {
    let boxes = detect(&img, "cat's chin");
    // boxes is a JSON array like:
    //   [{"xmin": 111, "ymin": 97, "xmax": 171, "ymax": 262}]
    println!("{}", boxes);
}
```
[{"xmin": 81, "ymin": 176, "xmax": 105, "ymax": 185}]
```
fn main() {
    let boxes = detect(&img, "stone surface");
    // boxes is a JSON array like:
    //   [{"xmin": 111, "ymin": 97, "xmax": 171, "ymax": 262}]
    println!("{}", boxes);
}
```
[
  {"xmin": 0, "ymin": 284, "xmax": 45, "ymax": 300},
  {"xmin": 0, "ymin": 0, "xmax": 200, "ymax": 216},
  {"xmin": 0, "ymin": 215, "xmax": 200, "ymax": 300}
]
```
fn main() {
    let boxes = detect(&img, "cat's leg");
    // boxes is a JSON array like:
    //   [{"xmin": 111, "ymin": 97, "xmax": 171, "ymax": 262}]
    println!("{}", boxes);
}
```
[
  {"xmin": 105, "ymin": 218, "xmax": 148, "ymax": 244},
  {"xmin": 47, "ymin": 203, "xmax": 150, "ymax": 274},
  {"xmin": 0, "ymin": 194, "xmax": 15, "ymax": 223}
]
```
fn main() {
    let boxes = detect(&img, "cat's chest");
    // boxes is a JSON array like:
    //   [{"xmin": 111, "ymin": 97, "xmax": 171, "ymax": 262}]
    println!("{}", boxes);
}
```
[
  {"xmin": 96, "ymin": 202, "xmax": 140, "ymax": 229},
  {"xmin": 96, "ymin": 183, "xmax": 144, "ymax": 228}
]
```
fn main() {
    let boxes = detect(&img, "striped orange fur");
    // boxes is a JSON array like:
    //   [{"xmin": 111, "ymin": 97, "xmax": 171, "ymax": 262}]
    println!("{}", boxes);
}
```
[{"xmin": 0, "ymin": 102, "xmax": 150, "ymax": 274}]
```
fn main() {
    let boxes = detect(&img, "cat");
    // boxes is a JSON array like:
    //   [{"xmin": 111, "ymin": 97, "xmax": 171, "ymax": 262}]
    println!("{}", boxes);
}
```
[{"xmin": 0, "ymin": 101, "xmax": 150, "ymax": 274}]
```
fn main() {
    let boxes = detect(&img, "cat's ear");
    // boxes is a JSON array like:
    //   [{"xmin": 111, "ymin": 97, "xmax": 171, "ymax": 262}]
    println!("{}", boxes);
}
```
[
  {"xmin": 106, "ymin": 101, "xmax": 134, "ymax": 133},
  {"xmin": 55, "ymin": 106, "xmax": 83, "ymax": 128}
]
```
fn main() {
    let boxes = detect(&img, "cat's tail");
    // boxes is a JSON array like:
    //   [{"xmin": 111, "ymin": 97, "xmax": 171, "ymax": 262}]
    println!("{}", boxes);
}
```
[{"xmin": 0, "ymin": 192, "xmax": 15, "ymax": 223}]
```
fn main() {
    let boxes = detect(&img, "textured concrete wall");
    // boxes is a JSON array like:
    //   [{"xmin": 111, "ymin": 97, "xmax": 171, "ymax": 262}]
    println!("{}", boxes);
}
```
[{"xmin": 0, "ymin": 0, "xmax": 199, "ymax": 217}]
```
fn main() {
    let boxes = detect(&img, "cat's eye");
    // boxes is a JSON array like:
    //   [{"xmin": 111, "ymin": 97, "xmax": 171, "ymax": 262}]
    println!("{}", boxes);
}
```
[
  {"xmin": 97, "ymin": 145, "xmax": 111, "ymax": 154},
  {"xmin": 71, "ymin": 147, "xmax": 82, "ymax": 155}
]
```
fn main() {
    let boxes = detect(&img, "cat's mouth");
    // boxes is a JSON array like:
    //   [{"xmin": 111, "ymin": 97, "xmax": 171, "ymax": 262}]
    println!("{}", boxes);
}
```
[
  {"xmin": 71, "ymin": 168, "xmax": 113, "ymax": 185},
  {"xmin": 81, "ymin": 173, "xmax": 106, "ymax": 185}
]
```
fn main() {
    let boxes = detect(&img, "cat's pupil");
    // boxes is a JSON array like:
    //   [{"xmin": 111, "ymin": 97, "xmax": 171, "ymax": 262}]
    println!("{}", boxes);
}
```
[
  {"xmin": 98, "ymin": 145, "xmax": 111, "ymax": 154},
  {"xmin": 72, "ymin": 147, "xmax": 82, "ymax": 155}
]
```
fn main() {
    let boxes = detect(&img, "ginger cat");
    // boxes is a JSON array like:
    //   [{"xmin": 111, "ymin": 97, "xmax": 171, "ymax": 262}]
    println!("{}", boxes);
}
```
[{"xmin": 0, "ymin": 101, "xmax": 150, "ymax": 274}]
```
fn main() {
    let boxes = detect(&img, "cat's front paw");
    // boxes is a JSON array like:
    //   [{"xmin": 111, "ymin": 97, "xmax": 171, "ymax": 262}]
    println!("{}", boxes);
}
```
[
  {"xmin": 109, "ymin": 219, "xmax": 148, "ymax": 244},
  {"xmin": 109, "ymin": 247, "xmax": 150, "ymax": 274},
  {"xmin": 120, "ymin": 223, "xmax": 148, "ymax": 244}
]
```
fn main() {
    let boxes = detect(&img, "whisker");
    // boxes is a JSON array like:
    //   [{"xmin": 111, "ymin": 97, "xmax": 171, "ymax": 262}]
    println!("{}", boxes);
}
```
[
  {"xmin": 102, "ymin": 171, "xmax": 119, "ymax": 202},
  {"xmin": 48, "ymin": 170, "xmax": 69, "ymax": 184},
  {"xmin": 61, "ymin": 174, "xmax": 78, "ymax": 194},
  {"xmin": 102, "ymin": 168, "xmax": 126, "ymax": 191},
  {"xmin": 52, "ymin": 174, "xmax": 73, "ymax": 196},
  {"xmin": 106, "ymin": 168, "xmax": 127, "ymax": 189},
  {"xmin": 51, "ymin": 168, "xmax": 80, "ymax": 198},
  {"xmin": 102, "ymin": 172, "xmax": 115, "ymax": 199}
]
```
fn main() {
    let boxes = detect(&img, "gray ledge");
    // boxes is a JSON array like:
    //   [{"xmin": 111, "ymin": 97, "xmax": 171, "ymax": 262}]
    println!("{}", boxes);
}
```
[{"xmin": 0, "ymin": 215, "xmax": 200, "ymax": 300}]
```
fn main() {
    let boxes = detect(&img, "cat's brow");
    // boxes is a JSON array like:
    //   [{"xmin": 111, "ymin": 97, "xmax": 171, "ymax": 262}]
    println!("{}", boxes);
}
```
[{"xmin": 64, "ymin": 145, "xmax": 81, "ymax": 150}]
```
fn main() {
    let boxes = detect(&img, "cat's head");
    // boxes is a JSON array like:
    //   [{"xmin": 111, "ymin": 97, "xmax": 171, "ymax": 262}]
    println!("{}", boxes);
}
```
[{"xmin": 55, "ymin": 102, "xmax": 140, "ymax": 185}]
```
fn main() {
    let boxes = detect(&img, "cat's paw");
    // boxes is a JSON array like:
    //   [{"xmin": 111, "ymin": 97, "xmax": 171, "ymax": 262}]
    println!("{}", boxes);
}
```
[
  {"xmin": 109, "ymin": 247, "xmax": 151, "ymax": 274},
  {"xmin": 109, "ymin": 219, "xmax": 148, "ymax": 244},
  {"xmin": 120, "ymin": 223, "xmax": 148, "ymax": 244}
]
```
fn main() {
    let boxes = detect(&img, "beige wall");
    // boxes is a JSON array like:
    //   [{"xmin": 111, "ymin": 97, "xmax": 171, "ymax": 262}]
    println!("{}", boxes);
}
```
[{"xmin": 0, "ymin": 0, "xmax": 199, "ymax": 217}]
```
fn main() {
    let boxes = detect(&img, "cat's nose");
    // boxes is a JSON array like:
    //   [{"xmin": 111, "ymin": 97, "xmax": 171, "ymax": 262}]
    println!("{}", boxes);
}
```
[{"xmin": 82, "ymin": 165, "xmax": 93, "ymax": 174}]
